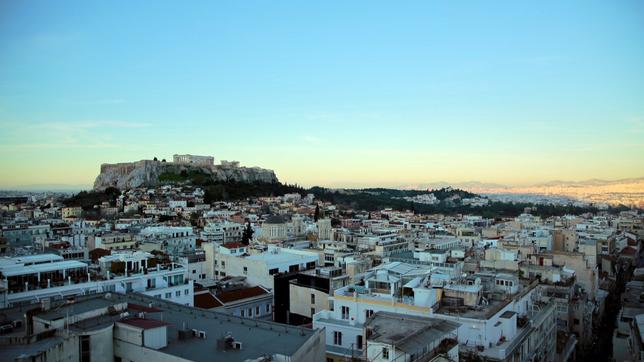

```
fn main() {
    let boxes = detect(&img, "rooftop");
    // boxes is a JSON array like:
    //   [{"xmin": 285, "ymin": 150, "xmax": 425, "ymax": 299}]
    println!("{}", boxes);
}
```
[
  {"xmin": 215, "ymin": 286, "xmax": 270, "ymax": 304},
  {"xmin": 3, "ymin": 292, "xmax": 321, "ymax": 362},
  {"xmin": 365, "ymin": 312, "xmax": 459, "ymax": 353},
  {"xmin": 119, "ymin": 317, "xmax": 168, "ymax": 330}
]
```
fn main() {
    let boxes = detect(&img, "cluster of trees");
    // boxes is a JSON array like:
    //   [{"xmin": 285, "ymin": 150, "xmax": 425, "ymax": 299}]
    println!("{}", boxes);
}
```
[
  {"xmin": 306, "ymin": 186, "xmax": 626, "ymax": 218},
  {"xmin": 158, "ymin": 170, "xmax": 210, "ymax": 184},
  {"xmin": 203, "ymin": 182, "xmax": 305, "ymax": 203},
  {"xmin": 64, "ymin": 187, "xmax": 120, "ymax": 210},
  {"xmin": 241, "ymin": 222, "xmax": 254, "ymax": 245},
  {"xmin": 64, "ymin": 178, "xmax": 633, "ymax": 221}
]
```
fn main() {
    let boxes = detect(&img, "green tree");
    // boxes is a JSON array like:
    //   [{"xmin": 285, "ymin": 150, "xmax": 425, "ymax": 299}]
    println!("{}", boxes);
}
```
[
  {"xmin": 241, "ymin": 222, "xmax": 254, "ymax": 245},
  {"xmin": 189, "ymin": 212, "xmax": 200, "ymax": 227},
  {"xmin": 314, "ymin": 204, "xmax": 320, "ymax": 222}
]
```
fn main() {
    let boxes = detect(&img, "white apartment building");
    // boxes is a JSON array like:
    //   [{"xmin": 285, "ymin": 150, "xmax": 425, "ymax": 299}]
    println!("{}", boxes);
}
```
[
  {"xmin": 139, "ymin": 226, "xmax": 196, "ymax": 255},
  {"xmin": 314, "ymin": 269, "xmax": 556, "ymax": 362},
  {"xmin": 0, "ymin": 253, "xmax": 193, "ymax": 308},
  {"xmin": 202, "ymin": 221, "xmax": 243, "ymax": 243},
  {"xmin": 203, "ymin": 243, "xmax": 319, "ymax": 289}
]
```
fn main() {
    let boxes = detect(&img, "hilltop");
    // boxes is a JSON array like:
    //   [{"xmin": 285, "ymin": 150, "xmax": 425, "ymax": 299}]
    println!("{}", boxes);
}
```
[{"xmin": 93, "ymin": 159, "xmax": 278, "ymax": 191}]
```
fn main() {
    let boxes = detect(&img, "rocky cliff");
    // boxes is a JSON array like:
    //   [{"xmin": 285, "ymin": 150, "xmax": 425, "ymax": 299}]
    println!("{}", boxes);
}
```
[{"xmin": 93, "ymin": 160, "xmax": 278, "ymax": 190}]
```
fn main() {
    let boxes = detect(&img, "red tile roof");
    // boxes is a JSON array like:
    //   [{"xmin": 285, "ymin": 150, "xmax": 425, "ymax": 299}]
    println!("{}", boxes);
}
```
[
  {"xmin": 194, "ymin": 292, "xmax": 224, "ymax": 309},
  {"xmin": 215, "ymin": 286, "xmax": 269, "ymax": 304},
  {"xmin": 621, "ymin": 246, "xmax": 638, "ymax": 256},
  {"xmin": 127, "ymin": 303, "xmax": 162, "ymax": 313},
  {"xmin": 119, "ymin": 317, "xmax": 167, "ymax": 329},
  {"xmin": 223, "ymin": 242, "xmax": 246, "ymax": 249}
]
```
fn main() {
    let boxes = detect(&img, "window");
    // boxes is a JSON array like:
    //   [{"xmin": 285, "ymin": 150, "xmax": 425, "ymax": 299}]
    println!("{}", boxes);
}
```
[
  {"xmin": 356, "ymin": 335, "xmax": 363, "ymax": 349},
  {"xmin": 289, "ymin": 264, "xmax": 299, "ymax": 272},
  {"xmin": 165, "ymin": 292, "xmax": 171, "ymax": 298},
  {"xmin": 247, "ymin": 308, "xmax": 253, "ymax": 317},
  {"xmin": 221, "ymin": 261, "xmax": 226, "ymax": 268},
  {"xmin": 80, "ymin": 335, "xmax": 90, "ymax": 362},
  {"xmin": 220, "ymin": 272, "xmax": 226, "ymax": 277},
  {"xmin": 269, "ymin": 268, "xmax": 279, "ymax": 275},
  {"xmin": 256, "ymin": 306, "xmax": 260, "ymax": 315},
  {"xmin": 241, "ymin": 309, "xmax": 245, "ymax": 317},
  {"xmin": 311, "ymin": 293, "xmax": 316, "ymax": 304},
  {"xmin": 311, "ymin": 308, "xmax": 316, "ymax": 316},
  {"xmin": 243, "ymin": 266, "xmax": 248, "ymax": 274},
  {"xmin": 333, "ymin": 331, "xmax": 343, "ymax": 345},
  {"xmin": 266, "ymin": 304, "xmax": 270, "ymax": 313},
  {"xmin": 341, "ymin": 306, "xmax": 350, "ymax": 320},
  {"xmin": 366, "ymin": 309, "xmax": 374, "ymax": 319},
  {"xmin": 185, "ymin": 289, "xmax": 189, "ymax": 295},
  {"xmin": 382, "ymin": 347, "xmax": 389, "ymax": 359},
  {"xmin": 176, "ymin": 291, "xmax": 181, "ymax": 297}
]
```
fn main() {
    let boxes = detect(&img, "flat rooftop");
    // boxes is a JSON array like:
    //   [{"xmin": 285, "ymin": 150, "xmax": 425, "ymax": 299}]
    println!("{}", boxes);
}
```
[
  {"xmin": 0, "ymin": 260, "xmax": 88, "ymax": 277},
  {"xmin": 365, "ymin": 312, "xmax": 459, "ymax": 353},
  {"xmin": 120, "ymin": 293, "xmax": 319, "ymax": 361},
  {"xmin": 36, "ymin": 297, "xmax": 120, "ymax": 322},
  {"xmin": 1, "ymin": 292, "xmax": 321, "ymax": 362},
  {"xmin": 245, "ymin": 249, "xmax": 316, "ymax": 264}
]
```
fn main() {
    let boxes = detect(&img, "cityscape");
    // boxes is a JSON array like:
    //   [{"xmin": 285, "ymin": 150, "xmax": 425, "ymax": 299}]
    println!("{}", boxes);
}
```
[{"xmin": 1, "ymin": 2, "xmax": 644, "ymax": 362}]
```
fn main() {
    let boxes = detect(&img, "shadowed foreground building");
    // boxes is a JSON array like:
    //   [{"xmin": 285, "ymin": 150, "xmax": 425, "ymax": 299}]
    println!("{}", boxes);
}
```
[{"xmin": 0, "ymin": 292, "xmax": 325, "ymax": 362}]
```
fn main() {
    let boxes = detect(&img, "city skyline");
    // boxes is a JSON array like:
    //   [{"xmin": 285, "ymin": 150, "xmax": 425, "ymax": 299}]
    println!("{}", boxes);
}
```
[{"xmin": 1, "ymin": 1, "xmax": 644, "ymax": 189}]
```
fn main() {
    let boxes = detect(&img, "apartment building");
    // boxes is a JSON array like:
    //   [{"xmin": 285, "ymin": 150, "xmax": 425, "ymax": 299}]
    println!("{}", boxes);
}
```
[{"xmin": 0, "ymin": 292, "xmax": 325, "ymax": 362}]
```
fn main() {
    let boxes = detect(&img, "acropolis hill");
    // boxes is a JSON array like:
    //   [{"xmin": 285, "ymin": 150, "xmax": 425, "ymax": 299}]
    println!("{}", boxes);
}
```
[{"xmin": 93, "ymin": 154, "xmax": 278, "ymax": 191}]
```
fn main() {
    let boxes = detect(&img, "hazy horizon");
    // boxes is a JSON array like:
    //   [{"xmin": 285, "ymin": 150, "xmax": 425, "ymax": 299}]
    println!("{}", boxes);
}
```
[
  {"xmin": 2, "ymin": 170, "xmax": 643, "ymax": 192},
  {"xmin": 1, "ymin": 1, "xmax": 643, "ymax": 189}
]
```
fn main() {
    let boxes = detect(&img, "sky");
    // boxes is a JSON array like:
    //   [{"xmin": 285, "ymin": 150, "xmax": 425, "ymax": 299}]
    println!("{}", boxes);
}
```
[{"xmin": 1, "ymin": 1, "xmax": 643, "ymax": 189}]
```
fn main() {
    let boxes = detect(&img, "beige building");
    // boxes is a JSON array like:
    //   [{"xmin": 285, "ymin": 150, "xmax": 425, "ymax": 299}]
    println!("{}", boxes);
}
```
[
  {"xmin": 62, "ymin": 206, "xmax": 83, "ymax": 220},
  {"xmin": 318, "ymin": 218, "xmax": 332, "ymax": 241},
  {"xmin": 553, "ymin": 229, "xmax": 578, "ymax": 252},
  {"xmin": 261, "ymin": 215, "xmax": 288, "ymax": 240},
  {"xmin": 90, "ymin": 233, "xmax": 137, "ymax": 251},
  {"xmin": 288, "ymin": 267, "xmax": 350, "ymax": 320}
]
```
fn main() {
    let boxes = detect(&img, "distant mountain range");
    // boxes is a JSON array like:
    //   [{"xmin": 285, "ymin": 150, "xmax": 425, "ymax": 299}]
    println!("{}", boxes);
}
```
[
  {"xmin": 402, "ymin": 178, "xmax": 644, "ymax": 207},
  {"xmin": 3, "ymin": 176, "xmax": 643, "ymax": 207}
]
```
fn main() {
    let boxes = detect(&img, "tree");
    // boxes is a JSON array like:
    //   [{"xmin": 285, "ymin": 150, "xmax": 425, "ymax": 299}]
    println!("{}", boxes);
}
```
[
  {"xmin": 153, "ymin": 157, "xmax": 158, "ymax": 161},
  {"xmin": 241, "ymin": 222, "xmax": 254, "ymax": 245},
  {"xmin": 314, "ymin": 204, "xmax": 320, "ymax": 222},
  {"xmin": 189, "ymin": 212, "xmax": 200, "ymax": 227},
  {"xmin": 410, "ymin": 201, "xmax": 416, "ymax": 214}
]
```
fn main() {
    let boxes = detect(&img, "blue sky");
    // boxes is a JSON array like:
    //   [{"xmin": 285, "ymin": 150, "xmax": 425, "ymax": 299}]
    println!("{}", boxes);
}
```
[{"xmin": 1, "ymin": 1, "xmax": 643, "ymax": 188}]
